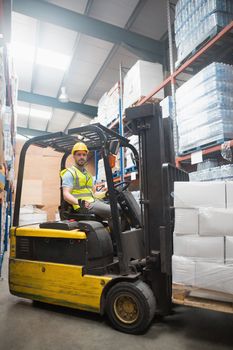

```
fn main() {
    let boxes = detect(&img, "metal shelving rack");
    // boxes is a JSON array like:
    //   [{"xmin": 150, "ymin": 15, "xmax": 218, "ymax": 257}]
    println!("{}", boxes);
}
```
[
  {"xmin": 107, "ymin": 21, "xmax": 233, "ymax": 171},
  {"xmin": 140, "ymin": 21, "xmax": 233, "ymax": 166},
  {"xmin": 96, "ymin": 12, "xmax": 233, "ymax": 187},
  {"xmin": 95, "ymin": 64, "xmax": 138, "ymax": 187},
  {"xmin": 0, "ymin": 0, "xmax": 15, "ymax": 276}
]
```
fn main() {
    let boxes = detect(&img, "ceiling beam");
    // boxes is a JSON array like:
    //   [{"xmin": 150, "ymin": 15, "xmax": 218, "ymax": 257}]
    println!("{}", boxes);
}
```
[
  {"xmin": 81, "ymin": 0, "xmax": 148, "ymax": 104},
  {"xmin": 64, "ymin": 0, "xmax": 148, "ymax": 132},
  {"xmin": 18, "ymin": 90, "xmax": 97, "ymax": 117},
  {"xmin": 13, "ymin": 0, "xmax": 163, "ymax": 63},
  {"xmin": 17, "ymin": 126, "xmax": 50, "ymax": 137},
  {"xmin": 50, "ymin": 0, "xmax": 94, "ymax": 132},
  {"xmin": 28, "ymin": 21, "xmax": 41, "ymax": 129}
]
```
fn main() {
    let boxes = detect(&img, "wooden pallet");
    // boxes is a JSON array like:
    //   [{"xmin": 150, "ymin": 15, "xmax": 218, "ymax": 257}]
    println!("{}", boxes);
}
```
[
  {"xmin": 133, "ymin": 96, "xmax": 162, "ymax": 107},
  {"xmin": 172, "ymin": 283, "xmax": 233, "ymax": 314}
]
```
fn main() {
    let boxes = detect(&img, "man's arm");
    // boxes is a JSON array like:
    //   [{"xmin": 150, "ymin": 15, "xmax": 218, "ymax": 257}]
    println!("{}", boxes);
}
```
[
  {"xmin": 62, "ymin": 187, "xmax": 79, "ymax": 206},
  {"xmin": 61, "ymin": 171, "xmax": 80, "ymax": 208}
]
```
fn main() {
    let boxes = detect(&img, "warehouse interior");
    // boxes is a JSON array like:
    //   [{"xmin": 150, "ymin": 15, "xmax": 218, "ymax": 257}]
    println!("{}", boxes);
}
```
[{"xmin": 0, "ymin": 0, "xmax": 233, "ymax": 348}]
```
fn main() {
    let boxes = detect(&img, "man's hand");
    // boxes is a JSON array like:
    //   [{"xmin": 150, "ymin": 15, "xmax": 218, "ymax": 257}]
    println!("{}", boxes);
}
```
[{"xmin": 84, "ymin": 201, "xmax": 91, "ymax": 209}]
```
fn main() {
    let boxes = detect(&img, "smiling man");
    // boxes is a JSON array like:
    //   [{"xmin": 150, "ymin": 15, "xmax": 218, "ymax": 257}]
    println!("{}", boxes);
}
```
[{"xmin": 60, "ymin": 142, "xmax": 111, "ymax": 220}]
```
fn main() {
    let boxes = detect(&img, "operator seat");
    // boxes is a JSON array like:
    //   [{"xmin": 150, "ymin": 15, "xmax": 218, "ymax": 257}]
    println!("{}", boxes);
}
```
[{"xmin": 58, "ymin": 200, "xmax": 103, "ymax": 223}]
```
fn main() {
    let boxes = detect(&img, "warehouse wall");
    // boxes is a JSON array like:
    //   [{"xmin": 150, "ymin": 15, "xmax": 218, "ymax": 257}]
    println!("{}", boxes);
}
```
[{"xmin": 15, "ymin": 140, "xmax": 95, "ymax": 221}]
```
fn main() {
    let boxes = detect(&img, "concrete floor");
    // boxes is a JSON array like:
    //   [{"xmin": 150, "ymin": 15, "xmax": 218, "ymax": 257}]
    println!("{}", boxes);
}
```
[{"xmin": 1, "ymin": 255, "xmax": 233, "ymax": 350}]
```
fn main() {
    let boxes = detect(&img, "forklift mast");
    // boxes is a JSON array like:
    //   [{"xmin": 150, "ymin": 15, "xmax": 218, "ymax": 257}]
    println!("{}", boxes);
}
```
[{"xmin": 125, "ymin": 103, "xmax": 188, "ymax": 315}]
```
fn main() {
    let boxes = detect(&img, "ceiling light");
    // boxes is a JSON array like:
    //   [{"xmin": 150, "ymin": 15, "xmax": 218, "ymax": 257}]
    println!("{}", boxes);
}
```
[
  {"xmin": 36, "ymin": 48, "xmax": 71, "ymax": 70},
  {"xmin": 16, "ymin": 134, "xmax": 26, "ymax": 140},
  {"xmin": 30, "ymin": 108, "xmax": 51, "ymax": 119},
  {"xmin": 58, "ymin": 86, "xmax": 69, "ymax": 103},
  {"xmin": 17, "ymin": 105, "xmax": 30, "ymax": 115},
  {"xmin": 16, "ymin": 134, "xmax": 31, "ymax": 140},
  {"xmin": 12, "ymin": 42, "xmax": 35, "ymax": 62}
]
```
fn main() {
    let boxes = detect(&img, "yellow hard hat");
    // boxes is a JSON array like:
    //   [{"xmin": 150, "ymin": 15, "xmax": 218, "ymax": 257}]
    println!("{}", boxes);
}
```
[{"xmin": 72, "ymin": 142, "xmax": 89, "ymax": 155}]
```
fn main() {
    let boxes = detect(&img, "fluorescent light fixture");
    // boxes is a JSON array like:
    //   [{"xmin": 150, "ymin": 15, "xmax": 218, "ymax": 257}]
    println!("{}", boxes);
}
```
[
  {"xmin": 36, "ymin": 48, "xmax": 71, "ymax": 70},
  {"xmin": 30, "ymin": 108, "xmax": 52, "ymax": 119},
  {"xmin": 59, "ymin": 86, "xmax": 69, "ymax": 103},
  {"xmin": 11, "ymin": 42, "xmax": 71, "ymax": 70},
  {"xmin": 11, "ymin": 42, "xmax": 35, "ymax": 62},
  {"xmin": 17, "ymin": 105, "xmax": 30, "ymax": 115},
  {"xmin": 16, "ymin": 134, "xmax": 28, "ymax": 140},
  {"xmin": 17, "ymin": 106, "xmax": 51, "ymax": 119},
  {"xmin": 16, "ymin": 134, "xmax": 32, "ymax": 140}
]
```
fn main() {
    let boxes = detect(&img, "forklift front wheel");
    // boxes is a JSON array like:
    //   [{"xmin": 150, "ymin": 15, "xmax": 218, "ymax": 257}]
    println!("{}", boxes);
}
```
[{"xmin": 105, "ymin": 280, "xmax": 156, "ymax": 334}]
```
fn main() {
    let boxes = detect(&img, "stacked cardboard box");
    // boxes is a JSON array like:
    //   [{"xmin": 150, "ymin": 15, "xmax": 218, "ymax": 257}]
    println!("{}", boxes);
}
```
[
  {"xmin": 123, "ymin": 60, "xmax": 164, "ymax": 109},
  {"xmin": 15, "ymin": 142, "xmax": 96, "ymax": 221},
  {"xmin": 173, "ymin": 181, "xmax": 233, "ymax": 300}
]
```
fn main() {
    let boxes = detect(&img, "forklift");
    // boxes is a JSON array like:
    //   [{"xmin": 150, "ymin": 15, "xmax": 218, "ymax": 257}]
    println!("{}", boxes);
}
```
[{"xmin": 9, "ymin": 104, "xmax": 188, "ymax": 334}]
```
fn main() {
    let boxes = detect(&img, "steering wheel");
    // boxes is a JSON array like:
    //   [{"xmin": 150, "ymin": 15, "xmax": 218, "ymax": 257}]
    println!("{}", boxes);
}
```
[
  {"xmin": 105, "ymin": 181, "xmax": 130, "ymax": 198},
  {"xmin": 113, "ymin": 181, "xmax": 130, "ymax": 192}
]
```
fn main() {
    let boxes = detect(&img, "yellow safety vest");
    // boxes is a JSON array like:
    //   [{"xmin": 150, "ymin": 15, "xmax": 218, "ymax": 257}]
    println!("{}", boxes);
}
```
[{"xmin": 60, "ymin": 165, "xmax": 94, "ymax": 210}]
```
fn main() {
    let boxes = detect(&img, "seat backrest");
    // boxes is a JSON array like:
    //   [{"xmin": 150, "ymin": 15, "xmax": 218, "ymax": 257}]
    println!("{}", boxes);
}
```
[{"xmin": 117, "ymin": 191, "xmax": 142, "ymax": 228}]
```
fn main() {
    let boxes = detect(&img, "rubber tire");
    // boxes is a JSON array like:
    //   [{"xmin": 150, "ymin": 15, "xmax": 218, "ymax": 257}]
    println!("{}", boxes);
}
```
[{"xmin": 105, "ymin": 280, "xmax": 156, "ymax": 334}]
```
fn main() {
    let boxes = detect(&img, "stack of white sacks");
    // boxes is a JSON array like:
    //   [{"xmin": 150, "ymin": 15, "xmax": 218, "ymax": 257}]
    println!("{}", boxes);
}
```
[
  {"xmin": 97, "ymin": 158, "xmax": 106, "ymax": 182},
  {"xmin": 19, "ymin": 205, "xmax": 47, "ymax": 226},
  {"xmin": 173, "ymin": 181, "xmax": 233, "ymax": 300},
  {"xmin": 96, "ymin": 83, "xmax": 119, "ymax": 127},
  {"xmin": 126, "ymin": 135, "xmax": 139, "ymax": 169}
]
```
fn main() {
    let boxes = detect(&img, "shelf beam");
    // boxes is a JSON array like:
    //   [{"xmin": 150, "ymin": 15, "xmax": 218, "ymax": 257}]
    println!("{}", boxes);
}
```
[
  {"xmin": 137, "ymin": 21, "xmax": 233, "ymax": 105},
  {"xmin": 176, "ymin": 140, "xmax": 233, "ymax": 167}
]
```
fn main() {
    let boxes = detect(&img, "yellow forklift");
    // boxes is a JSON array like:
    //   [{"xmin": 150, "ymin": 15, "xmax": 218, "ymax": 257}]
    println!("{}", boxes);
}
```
[{"xmin": 9, "ymin": 104, "xmax": 187, "ymax": 334}]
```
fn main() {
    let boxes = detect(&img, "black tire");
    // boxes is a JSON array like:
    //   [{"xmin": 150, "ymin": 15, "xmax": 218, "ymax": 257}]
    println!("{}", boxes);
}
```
[{"xmin": 105, "ymin": 280, "xmax": 156, "ymax": 334}]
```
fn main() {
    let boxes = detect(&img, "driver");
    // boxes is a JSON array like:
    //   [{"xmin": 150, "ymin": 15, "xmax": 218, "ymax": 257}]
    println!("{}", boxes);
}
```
[{"xmin": 60, "ymin": 142, "xmax": 112, "ymax": 220}]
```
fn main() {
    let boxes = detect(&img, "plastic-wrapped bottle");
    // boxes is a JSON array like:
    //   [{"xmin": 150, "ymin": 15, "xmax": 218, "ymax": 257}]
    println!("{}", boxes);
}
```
[{"xmin": 175, "ymin": 0, "xmax": 233, "ymax": 64}]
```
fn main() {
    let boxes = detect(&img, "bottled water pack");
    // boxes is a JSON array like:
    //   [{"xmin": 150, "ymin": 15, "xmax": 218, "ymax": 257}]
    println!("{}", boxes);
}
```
[
  {"xmin": 175, "ymin": 0, "xmax": 233, "ymax": 64},
  {"xmin": 176, "ymin": 62, "xmax": 233, "ymax": 154}
]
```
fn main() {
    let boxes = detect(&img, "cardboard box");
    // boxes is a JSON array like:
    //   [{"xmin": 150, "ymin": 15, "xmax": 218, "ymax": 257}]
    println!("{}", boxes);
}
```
[
  {"xmin": 172, "ymin": 255, "xmax": 196, "ymax": 286},
  {"xmin": 21, "ymin": 180, "xmax": 43, "ymax": 206},
  {"xmin": 195, "ymin": 262, "xmax": 233, "ymax": 295},
  {"xmin": 226, "ymin": 182, "xmax": 233, "ymax": 208},
  {"xmin": 174, "ymin": 208, "xmax": 198, "ymax": 235},
  {"xmin": 173, "ymin": 234, "xmax": 224, "ymax": 262},
  {"xmin": 174, "ymin": 181, "xmax": 226, "ymax": 208},
  {"xmin": 199, "ymin": 208, "xmax": 233, "ymax": 236},
  {"xmin": 226, "ymin": 236, "xmax": 233, "ymax": 265},
  {"xmin": 123, "ymin": 60, "xmax": 164, "ymax": 109}
]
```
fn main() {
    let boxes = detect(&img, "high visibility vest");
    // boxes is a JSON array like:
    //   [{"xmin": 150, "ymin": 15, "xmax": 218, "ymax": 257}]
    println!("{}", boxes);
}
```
[{"xmin": 60, "ymin": 165, "xmax": 94, "ymax": 210}]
